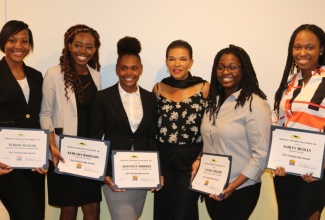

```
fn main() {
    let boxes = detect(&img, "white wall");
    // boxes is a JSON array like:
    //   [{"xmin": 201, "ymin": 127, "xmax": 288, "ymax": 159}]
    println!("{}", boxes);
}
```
[{"xmin": 1, "ymin": 0, "xmax": 325, "ymax": 219}]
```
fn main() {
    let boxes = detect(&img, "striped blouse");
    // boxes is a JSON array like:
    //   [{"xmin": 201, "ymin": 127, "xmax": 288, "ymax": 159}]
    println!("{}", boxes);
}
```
[{"xmin": 275, "ymin": 66, "xmax": 325, "ymax": 132}]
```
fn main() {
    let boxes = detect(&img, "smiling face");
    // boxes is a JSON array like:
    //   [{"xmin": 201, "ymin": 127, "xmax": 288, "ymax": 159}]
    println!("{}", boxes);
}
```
[
  {"xmin": 216, "ymin": 53, "xmax": 243, "ymax": 97},
  {"xmin": 68, "ymin": 32, "xmax": 97, "ymax": 69},
  {"xmin": 292, "ymin": 30, "xmax": 324, "ymax": 76},
  {"xmin": 4, "ymin": 29, "xmax": 30, "ymax": 65},
  {"xmin": 116, "ymin": 55, "xmax": 143, "ymax": 93},
  {"xmin": 166, "ymin": 47, "xmax": 193, "ymax": 80}
]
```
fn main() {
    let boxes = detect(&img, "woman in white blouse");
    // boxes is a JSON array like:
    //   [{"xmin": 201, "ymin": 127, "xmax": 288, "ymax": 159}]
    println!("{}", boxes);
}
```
[{"xmin": 90, "ymin": 36, "xmax": 158, "ymax": 220}]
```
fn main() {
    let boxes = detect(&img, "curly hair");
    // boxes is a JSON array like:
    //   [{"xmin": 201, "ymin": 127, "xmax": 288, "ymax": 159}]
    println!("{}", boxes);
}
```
[
  {"xmin": 274, "ymin": 24, "xmax": 325, "ymax": 116},
  {"xmin": 207, "ymin": 45, "xmax": 267, "ymax": 124},
  {"xmin": 59, "ymin": 24, "xmax": 101, "ymax": 103}
]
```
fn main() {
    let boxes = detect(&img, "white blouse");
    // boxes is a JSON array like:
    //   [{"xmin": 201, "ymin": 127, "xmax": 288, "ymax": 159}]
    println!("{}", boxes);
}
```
[
  {"xmin": 17, "ymin": 77, "xmax": 30, "ymax": 103},
  {"xmin": 118, "ymin": 83, "xmax": 143, "ymax": 133}
]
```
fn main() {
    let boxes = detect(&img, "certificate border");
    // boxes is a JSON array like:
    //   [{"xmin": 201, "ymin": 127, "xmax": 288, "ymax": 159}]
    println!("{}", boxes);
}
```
[
  {"xmin": 112, "ymin": 150, "xmax": 162, "ymax": 190},
  {"xmin": 0, "ymin": 127, "xmax": 49, "ymax": 169},
  {"xmin": 189, "ymin": 152, "xmax": 232, "ymax": 197},
  {"xmin": 266, "ymin": 125, "xmax": 325, "ymax": 179},
  {"xmin": 55, "ymin": 134, "xmax": 110, "ymax": 182}
]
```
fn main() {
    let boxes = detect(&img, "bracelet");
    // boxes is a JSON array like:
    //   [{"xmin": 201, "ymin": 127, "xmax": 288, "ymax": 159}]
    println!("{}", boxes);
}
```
[{"xmin": 196, "ymin": 157, "xmax": 201, "ymax": 160}]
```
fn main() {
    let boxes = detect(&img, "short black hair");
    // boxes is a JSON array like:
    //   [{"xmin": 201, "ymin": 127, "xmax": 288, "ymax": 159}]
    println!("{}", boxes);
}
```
[{"xmin": 0, "ymin": 20, "xmax": 33, "ymax": 53}]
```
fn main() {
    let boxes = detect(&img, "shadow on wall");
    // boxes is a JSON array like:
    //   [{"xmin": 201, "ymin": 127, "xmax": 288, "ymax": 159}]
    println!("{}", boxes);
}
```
[
  {"xmin": 155, "ymin": 65, "xmax": 169, "ymax": 84},
  {"xmin": 100, "ymin": 64, "xmax": 118, "ymax": 89}
]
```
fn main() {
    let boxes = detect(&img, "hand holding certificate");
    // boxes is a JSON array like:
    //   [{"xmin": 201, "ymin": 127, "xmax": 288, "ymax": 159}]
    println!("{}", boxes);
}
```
[
  {"xmin": 0, "ymin": 161, "xmax": 13, "ymax": 175},
  {"xmin": 55, "ymin": 135, "xmax": 110, "ymax": 181},
  {"xmin": 267, "ymin": 126, "xmax": 325, "ymax": 179},
  {"xmin": 189, "ymin": 153, "xmax": 232, "ymax": 197},
  {"xmin": 112, "ymin": 151, "xmax": 162, "ymax": 190},
  {"xmin": 0, "ymin": 127, "xmax": 49, "ymax": 169}
]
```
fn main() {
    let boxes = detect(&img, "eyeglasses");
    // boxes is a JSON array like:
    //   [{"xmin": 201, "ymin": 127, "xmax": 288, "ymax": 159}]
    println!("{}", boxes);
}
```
[{"xmin": 216, "ymin": 65, "xmax": 242, "ymax": 73}]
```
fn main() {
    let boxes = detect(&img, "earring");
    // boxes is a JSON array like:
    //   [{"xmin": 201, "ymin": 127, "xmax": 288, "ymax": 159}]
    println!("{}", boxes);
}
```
[
  {"xmin": 188, "ymin": 68, "xmax": 191, "ymax": 72},
  {"xmin": 167, "ymin": 67, "xmax": 169, "ymax": 73},
  {"xmin": 321, "ymin": 53, "xmax": 323, "ymax": 55}
]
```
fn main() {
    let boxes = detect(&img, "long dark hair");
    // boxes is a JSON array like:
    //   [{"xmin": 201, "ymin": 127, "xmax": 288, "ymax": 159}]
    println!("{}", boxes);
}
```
[
  {"xmin": 274, "ymin": 24, "xmax": 325, "ymax": 116},
  {"xmin": 207, "ymin": 45, "xmax": 267, "ymax": 124},
  {"xmin": 60, "ymin": 24, "xmax": 101, "ymax": 103}
]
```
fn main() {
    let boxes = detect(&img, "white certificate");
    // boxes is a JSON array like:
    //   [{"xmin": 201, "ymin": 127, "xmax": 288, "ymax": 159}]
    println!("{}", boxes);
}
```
[
  {"xmin": 55, "ymin": 135, "xmax": 110, "ymax": 181},
  {"xmin": 189, "ymin": 153, "xmax": 232, "ymax": 197},
  {"xmin": 267, "ymin": 126, "xmax": 325, "ymax": 179},
  {"xmin": 0, "ymin": 127, "xmax": 49, "ymax": 169},
  {"xmin": 112, "ymin": 151, "xmax": 162, "ymax": 189}
]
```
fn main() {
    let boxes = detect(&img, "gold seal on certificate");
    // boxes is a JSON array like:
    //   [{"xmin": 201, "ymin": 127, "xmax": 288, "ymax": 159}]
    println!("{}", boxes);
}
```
[
  {"xmin": 267, "ymin": 126, "xmax": 325, "ymax": 179},
  {"xmin": 112, "ymin": 151, "xmax": 162, "ymax": 190},
  {"xmin": 189, "ymin": 153, "xmax": 232, "ymax": 197},
  {"xmin": 55, "ymin": 135, "xmax": 110, "ymax": 181},
  {"xmin": 0, "ymin": 127, "xmax": 49, "ymax": 169}
]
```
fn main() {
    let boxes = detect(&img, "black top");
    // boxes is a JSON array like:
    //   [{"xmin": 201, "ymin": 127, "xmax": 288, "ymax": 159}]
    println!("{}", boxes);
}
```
[
  {"xmin": 76, "ymin": 74, "xmax": 97, "ymax": 137},
  {"xmin": 89, "ymin": 83, "xmax": 158, "ymax": 176}
]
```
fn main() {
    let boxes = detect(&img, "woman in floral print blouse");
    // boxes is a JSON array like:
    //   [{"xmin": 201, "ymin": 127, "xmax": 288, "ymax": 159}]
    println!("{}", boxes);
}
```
[{"xmin": 152, "ymin": 39, "xmax": 209, "ymax": 220}]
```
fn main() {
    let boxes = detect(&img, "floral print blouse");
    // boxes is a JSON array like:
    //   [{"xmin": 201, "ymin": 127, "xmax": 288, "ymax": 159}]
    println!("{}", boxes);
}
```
[{"xmin": 157, "ymin": 87, "xmax": 206, "ymax": 145}]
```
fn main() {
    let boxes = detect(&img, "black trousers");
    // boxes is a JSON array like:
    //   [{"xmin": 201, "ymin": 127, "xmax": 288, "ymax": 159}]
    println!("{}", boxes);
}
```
[
  {"xmin": 154, "ymin": 142, "xmax": 202, "ymax": 220},
  {"xmin": 205, "ymin": 183, "xmax": 261, "ymax": 220},
  {"xmin": 154, "ymin": 169, "xmax": 200, "ymax": 220},
  {"xmin": 0, "ymin": 169, "xmax": 45, "ymax": 220},
  {"xmin": 274, "ymin": 173, "xmax": 325, "ymax": 220}
]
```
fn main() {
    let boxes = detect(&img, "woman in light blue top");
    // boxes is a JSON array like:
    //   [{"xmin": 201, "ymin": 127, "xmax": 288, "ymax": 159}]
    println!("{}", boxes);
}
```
[{"xmin": 197, "ymin": 45, "xmax": 271, "ymax": 220}]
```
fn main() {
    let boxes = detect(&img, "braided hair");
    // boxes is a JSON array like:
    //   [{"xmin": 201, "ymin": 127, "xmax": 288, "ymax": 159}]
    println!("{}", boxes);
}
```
[
  {"xmin": 207, "ymin": 45, "xmax": 267, "ymax": 124},
  {"xmin": 274, "ymin": 24, "xmax": 325, "ymax": 116},
  {"xmin": 60, "ymin": 24, "xmax": 101, "ymax": 103}
]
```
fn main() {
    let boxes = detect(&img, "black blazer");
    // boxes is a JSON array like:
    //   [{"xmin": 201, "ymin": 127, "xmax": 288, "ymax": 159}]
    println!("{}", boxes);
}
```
[
  {"xmin": 0, "ymin": 57, "xmax": 43, "ymax": 129},
  {"xmin": 90, "ymin": 83, "xmax": 158, "ymax": 176}
]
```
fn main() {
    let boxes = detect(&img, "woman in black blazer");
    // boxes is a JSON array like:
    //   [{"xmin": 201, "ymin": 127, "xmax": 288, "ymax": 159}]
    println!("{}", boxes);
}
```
[
  {"xmin": 0, "ymin": 20, "xmax": 45, "ymax": 220},
  {"xmin": 90, "ymin": 36, "xmax": 157, "ymax": 220}
]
